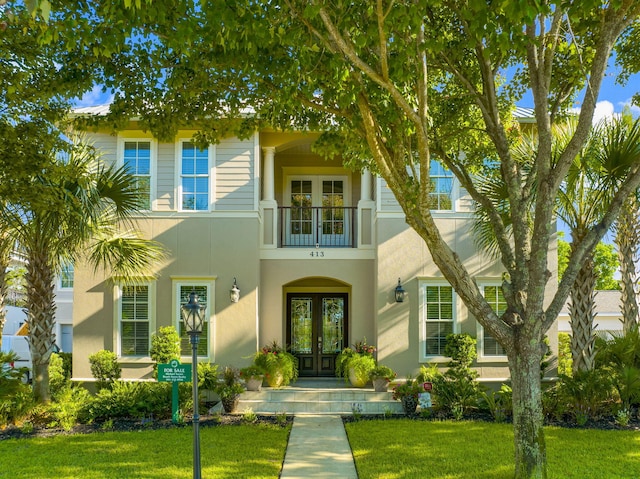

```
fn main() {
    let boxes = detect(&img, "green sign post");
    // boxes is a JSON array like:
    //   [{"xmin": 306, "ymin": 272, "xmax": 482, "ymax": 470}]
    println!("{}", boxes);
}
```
[{"xmin": 158, "ymin": 359, "xmax": 192, "ymax": 423}]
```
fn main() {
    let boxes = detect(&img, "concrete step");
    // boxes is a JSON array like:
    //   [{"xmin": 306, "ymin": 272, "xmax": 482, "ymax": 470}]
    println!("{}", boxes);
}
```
[{"xmin": 236, "ymin": 379, "xmax": 404, "ymax": 415}]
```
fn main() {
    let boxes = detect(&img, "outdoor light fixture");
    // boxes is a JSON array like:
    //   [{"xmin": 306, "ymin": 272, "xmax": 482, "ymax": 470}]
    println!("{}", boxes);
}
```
[
  {"xmin": 180, "ymin": 290, "xmax": 206, "ymax": 479},
  {"xmin": 230, "ymin": 277, "xmax": 240, "ymax": 303},
  {"xmin": 395, "ymin": 278, "xmax": 406, "ymax": 303}
]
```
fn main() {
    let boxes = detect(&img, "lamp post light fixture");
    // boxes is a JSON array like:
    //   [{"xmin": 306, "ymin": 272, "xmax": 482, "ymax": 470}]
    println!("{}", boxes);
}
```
[
  {"xmin": 395, "ymin": 278, "xmax": 406, "ymax": 303},
  {"xmin": 181, "ymin": 290, "xmax": 206, "ymax": 479},
  {"xmin": 230, "ymin": 277, "xmax": 240, "ymax": 303}
]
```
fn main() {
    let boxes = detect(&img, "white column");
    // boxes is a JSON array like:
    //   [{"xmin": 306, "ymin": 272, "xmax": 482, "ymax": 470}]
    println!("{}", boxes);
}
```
[
  {"xmin": 360, "ymin": 169, "xmax": 372, "ymax": 201},
  {"xmin": 262, "ymin": 146, "xmax": 275, "ymax": 201}
]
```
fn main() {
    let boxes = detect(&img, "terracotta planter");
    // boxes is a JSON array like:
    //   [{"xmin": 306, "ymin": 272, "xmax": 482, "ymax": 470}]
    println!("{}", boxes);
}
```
[
  {"xmin": 221, "ymin": 395, "xmax": 240, "ymax": 413},
  {"xmin": 372, "ymin": 378, "xmax": 390, "ymax": 392},
  {"xmin": 245, "ymin": 376, "xmax": 263, "ymax": 391},
  {"xmin": 348, "ymin": 368, "xmax": 369, "ymax": 388}
]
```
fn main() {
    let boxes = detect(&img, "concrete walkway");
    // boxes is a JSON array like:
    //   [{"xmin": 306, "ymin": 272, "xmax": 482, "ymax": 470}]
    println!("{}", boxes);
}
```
[{"xmin": 280, "ymin": 415, "xmax": 358, "ymax": 479}]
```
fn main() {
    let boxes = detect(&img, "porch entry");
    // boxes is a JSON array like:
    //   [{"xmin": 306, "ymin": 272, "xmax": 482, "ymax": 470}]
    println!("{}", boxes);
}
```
[{"xmin": 286, "ymin": 293, "xmax": 348, "ymax": 377}]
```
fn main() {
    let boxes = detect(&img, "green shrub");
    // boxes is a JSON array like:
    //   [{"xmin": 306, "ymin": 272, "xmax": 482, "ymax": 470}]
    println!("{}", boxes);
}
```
[
  {"xmin": 150, "ymin": 326, "xmax": 181, "ymax": 376},
  {"xmin": 86, "ymin": 381, "xmax": 186, "ymax": 422},
  {"xmin": 444, "ymin": 333, "xmax": 477, "ymax": 370},
  {"xmin": 558, "ymin": 332, "xmax": 572, "ymax": 376},
  {"xmin": 556, "ymin": 369, "xmax": 615, "ymax": 423},
  {"xmin": 46, "ymin": 387, "xmax": 92, "ymax": 430},
  {"xmin": 198, "ymin": 362, "xmax": 219, "ymax": 390},
  {"xmin": 89, "ymin": 350, "xmax": 121, "ymax": 390},
  {"xmin": 49, "ymin": 353, "xmax": 71, "ymax": 398},
  {"xmin": 479, "ymin": 384, "xmax": 512, "ymax": 422}
]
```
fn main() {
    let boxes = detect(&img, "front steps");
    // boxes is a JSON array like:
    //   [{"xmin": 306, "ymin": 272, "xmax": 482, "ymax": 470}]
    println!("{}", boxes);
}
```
[{"xmin": 236, "ymin": 378, "xmax": 404, "ymax": 415}]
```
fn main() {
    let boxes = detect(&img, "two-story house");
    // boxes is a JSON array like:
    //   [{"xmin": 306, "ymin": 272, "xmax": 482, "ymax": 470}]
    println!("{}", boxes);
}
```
[{"xmin": 70, "ymin": 106, "xmax": 557, "ymax": 384}]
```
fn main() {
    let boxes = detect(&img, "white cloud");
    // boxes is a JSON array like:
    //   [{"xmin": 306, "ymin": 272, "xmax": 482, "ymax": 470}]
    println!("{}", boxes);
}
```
[
  {"xmin": 571, "ymin": 100, "xmax": 620, "ymax": 126},
  {"xmin": 618, "ymin": 97, "xmax": 640, "ymax": 117},
  {"xmin": 74, "ymin": 86, "xmax": 113, "ymax": 107}
]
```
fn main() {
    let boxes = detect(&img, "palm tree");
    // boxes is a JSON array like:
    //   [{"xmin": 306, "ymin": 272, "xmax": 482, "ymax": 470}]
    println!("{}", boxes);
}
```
[
  {"xmin": 557, "ymin": 118, "xmax": 640, "ymax": 372},
  {"xmin": 1, "ymin": 136, "xmax": 165, "ymax": 402},
  {"xmin": 0, "ymin": 234, "xmax": 11, "ymax": 345},
  {"xmin": 614, "ymin": 193, "xmax": 640, "ymax": 334}
]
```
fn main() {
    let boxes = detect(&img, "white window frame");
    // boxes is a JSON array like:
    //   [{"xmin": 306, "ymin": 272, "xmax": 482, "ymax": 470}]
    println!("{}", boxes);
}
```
[
  {"xmin": 114, "ymin": 282, "xmax": 156, "ymax": 360},
  {"xmin": 477, "ymin": 283, "xmax": 508, "ymax": 361},
  {"xmin": 59, "ymin": 263, "xmax": 74, "ymax": 290},
  {"xmin": 175, "ymin": 139, "xmax": 214, "ymax": 212},
  {"xmin": 419, "ymin": 280, "xmax": 458, "ymax": 362},
  {"xmin": 173, "ymin": 278, "xmax": 216, "ymax": 361},
  {"xmin": 428, "ymin": 159, "xmax": 456, "ymax": 212},
  {"xmin": 117, "ymin": 136, "xmax": 157, "ymax": 211}
]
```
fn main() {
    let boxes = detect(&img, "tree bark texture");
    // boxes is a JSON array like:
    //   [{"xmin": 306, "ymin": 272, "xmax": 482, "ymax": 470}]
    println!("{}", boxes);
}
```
[
  {"xmin": 568, "ymin": 250, "xmax": 597, "ymax": 373},
  {"xmin": 25, "ymin": 249, "xmax": 56, "ymax": 403},
  {"xmin": 616, "ymin": 198, "xmax": 640, "ymax": 334}
]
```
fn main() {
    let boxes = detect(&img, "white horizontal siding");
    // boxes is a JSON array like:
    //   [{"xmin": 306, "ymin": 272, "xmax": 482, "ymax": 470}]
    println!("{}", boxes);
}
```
[
  {"xmin": 156, "ymin": 142, "xmax": 175, "ymax": 211},
  {"xmin": 215, "ymin": 137, "xmax": 255, "ymax": 211},
  {"xmin": 91, "ymin": 133, "xmax": 117, "ymax": 166}
]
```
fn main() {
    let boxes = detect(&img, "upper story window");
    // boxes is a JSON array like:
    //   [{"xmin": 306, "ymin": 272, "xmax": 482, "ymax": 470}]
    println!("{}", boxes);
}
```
[
  {"xmin": 420, "ymin": 283, "xmax": 456, "ymax": 360},
  {"xmin": 59, "ymin": 263, "xmax": 74, "ymax": 289},
  {"xmin": 123, "ymin": 141, "xmax": 153, "ymax": 210},
  {"xmin": 428, "ymin": 160, "xmax": 454, "ymax": 210},
  {"xmin": 180, "ymin": 142, "xmax": 210, "ymax": 211},
  {"xmin": 479, "ymin": 285, "xmax": 507, "ymax": 358}
]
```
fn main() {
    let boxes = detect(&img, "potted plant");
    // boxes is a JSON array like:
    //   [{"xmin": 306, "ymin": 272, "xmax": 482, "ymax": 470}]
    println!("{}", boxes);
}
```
[
  {"xmin": 214, "ymin": 366, "xmax": 245, "ymax": 413},
  {"xmin": 369, "ymin": 364, "xmax": 396, "ymax": 392},
  {"xmin": 392, "ymin": 376, "xmax": 425, "ymax": 416},
  {"xmin": 335, "ymin": 338, "xmax": 377, "ymax": 387},
  {"xmin": 252, "ymin": 341, "xmax": 298, "ymax": 388},
  {"xmin": 239, "ymin": 365, "xmax": 265, "ymax": 391}
]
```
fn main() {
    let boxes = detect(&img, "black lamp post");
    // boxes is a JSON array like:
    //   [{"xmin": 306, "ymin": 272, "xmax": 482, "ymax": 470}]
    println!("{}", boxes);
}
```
[{"xmin": 181, "ymin": 290, "xmax": 206, "ymax": 479}]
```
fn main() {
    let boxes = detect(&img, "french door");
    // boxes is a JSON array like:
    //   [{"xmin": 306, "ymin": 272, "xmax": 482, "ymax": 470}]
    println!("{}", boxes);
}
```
[
  {"xmin": 286, "ymin": 176, "xmax": 349, "ymax": 247},
  {"xmin": 287, "ymin": 293, "xmax": 348, "ymax": 377}
]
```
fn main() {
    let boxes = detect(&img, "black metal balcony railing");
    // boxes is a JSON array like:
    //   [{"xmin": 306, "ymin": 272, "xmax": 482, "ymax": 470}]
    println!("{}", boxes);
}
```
[{"xmin": 278, "ymin": 206, "xmax": 357, "ymax": 248}]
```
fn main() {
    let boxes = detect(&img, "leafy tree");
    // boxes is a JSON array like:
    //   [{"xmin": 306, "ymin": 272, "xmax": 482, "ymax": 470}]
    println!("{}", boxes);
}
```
[
  {"xmin": 36, "ymin": 1, "xmax": 640, "ymax": 477},
  {"xmin": 558, "ymin": 238, "xmax": 619, "ymax": 291}
]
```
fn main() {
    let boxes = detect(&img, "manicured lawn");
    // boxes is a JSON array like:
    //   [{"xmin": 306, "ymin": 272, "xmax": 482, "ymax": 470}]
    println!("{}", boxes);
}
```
[
  {"xmin": 345, "ymin": 419, "xmax": 640, "ymax": 479},
  {"xmin": 0, "ymin": 423, "xmax": 290, "ymax": 479}
]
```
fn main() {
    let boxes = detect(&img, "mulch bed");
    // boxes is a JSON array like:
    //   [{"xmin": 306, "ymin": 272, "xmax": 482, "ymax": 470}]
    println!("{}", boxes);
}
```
[{"xmin": 0, "ymin": 414, "xmax": 292, "ymax": 441}]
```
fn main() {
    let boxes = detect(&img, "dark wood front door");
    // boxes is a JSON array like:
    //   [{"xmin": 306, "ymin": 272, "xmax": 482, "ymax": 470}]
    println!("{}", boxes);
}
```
[{"xmin": 287, "ymin": 293, "xmax": 348, "ymax": 377}]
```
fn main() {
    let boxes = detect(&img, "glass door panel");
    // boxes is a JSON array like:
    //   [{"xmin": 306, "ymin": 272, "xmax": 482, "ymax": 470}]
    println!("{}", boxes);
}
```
[{"xmin": 287, "ymin": 293, "xmax": 348, "ymax": 376}]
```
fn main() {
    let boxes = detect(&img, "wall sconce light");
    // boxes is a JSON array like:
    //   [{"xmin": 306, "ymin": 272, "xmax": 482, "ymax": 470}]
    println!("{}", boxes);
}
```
[
  {"xmin": 395, "ymin": 278, "xmax": 406, "ymax": 303},
  {"xmin": 230, "ymin": 278, "xmax": 240, "ymax": 303}
]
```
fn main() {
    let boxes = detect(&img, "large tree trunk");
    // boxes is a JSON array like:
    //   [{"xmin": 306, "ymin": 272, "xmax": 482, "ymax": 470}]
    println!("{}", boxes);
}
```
[
  {"xmin": 616, "ymin": 197, "xmax": 640, "ymax": 334},
  {"xmin": 0, "ymin": 236, "xmax": 11, "ymax": 345},
  {"xmin": 509, "ymin": 335, "xmax": 547, "ymax": 479},
  {"xmin": 25, "ymin": 248, "xmax": 56, "ymax": 403},
  {"xmin": 568, "ymin": 246, "xmax": 597, "ymax": 373}
]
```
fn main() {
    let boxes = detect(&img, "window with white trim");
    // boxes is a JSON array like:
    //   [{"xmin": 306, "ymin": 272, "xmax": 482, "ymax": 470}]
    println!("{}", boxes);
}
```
[
  {"xmin": 176, "ymin": 283, "xmax": 210, "ymax": 357},
  {"xmin": 123, "ymin": 141, "xmax": 153, "ymax": 210},
  {"xmin": 428, "ymin": 160, "xmax": 454, "ymax": 210},
  {"xmin": 119, "ymin": 284, "xmax": 151, "ymax": 357},
  {"xmin": 480, "ymin": 285, "xmax": 507, "ymax": 357},
  {"xmin": 421, "ymin": 284, "xmax": 456, "ymax": 358},
  {"xmin": 180, "ymin": 142, "xmax": 209, "ymax": 211},
  {"xmin": 59, "ymin": 263, "xmax": 74, "ymax": 289}
]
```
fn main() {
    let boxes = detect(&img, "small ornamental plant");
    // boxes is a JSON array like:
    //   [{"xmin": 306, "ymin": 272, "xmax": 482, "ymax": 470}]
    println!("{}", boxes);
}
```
[
  {"xmin": 392, "ymin": 377, "xmax": 426, "ymax": 401},
  {"xmin": 369, "ymin": 365, "xmax": 397, "ymax": 382},
  {"xmin": 252, "ymin": 341, "xmax": 298, "ymax": 387},
  {"xmin": 239, "ymin": 365, "xmax": 264, "ymax": 379}
]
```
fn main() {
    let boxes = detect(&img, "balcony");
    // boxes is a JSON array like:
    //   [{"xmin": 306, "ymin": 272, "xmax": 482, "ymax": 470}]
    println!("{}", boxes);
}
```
[{"xmin": 278, "ymin": 206, "xmax": 357, "ymax": 248}]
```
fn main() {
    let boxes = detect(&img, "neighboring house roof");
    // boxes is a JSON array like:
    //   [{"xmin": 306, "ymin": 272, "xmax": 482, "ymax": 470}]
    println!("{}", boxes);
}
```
[
  {"xmin": 513, "ymin": 106, "xmax": 535, "ymax": 122},
  {"xmin": 559, "ymin": 290, "xmax": 621, "ymax": 315},
  {"xmin": 73, "ymin": 104, "xmax": 112, "ymax": 116}
]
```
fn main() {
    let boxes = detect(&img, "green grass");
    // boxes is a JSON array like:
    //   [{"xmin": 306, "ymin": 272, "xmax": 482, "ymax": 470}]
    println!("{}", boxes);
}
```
[
  {"xmin": 345, "ymin": 419, "xmax": 640, "ymax": 479},
  {"xmin": 0, "ymin": 423, "xmax": 290, "ymax": 479}
]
